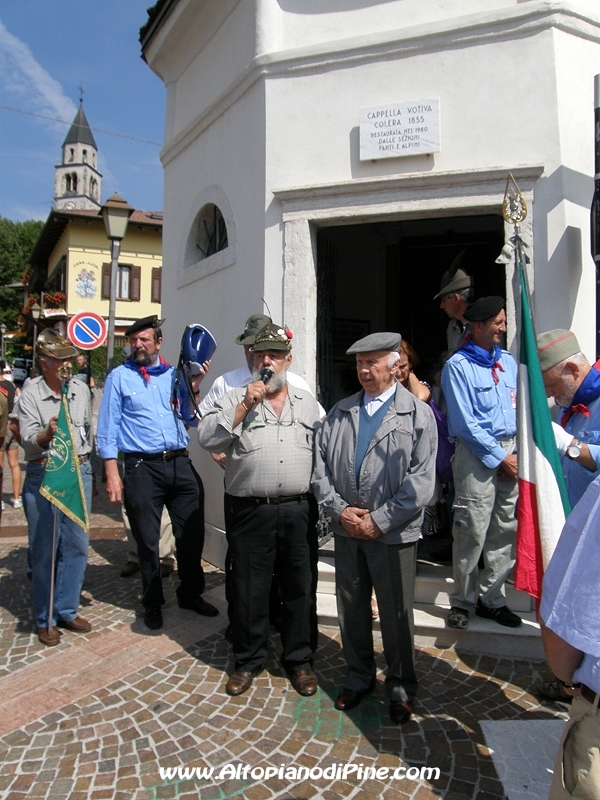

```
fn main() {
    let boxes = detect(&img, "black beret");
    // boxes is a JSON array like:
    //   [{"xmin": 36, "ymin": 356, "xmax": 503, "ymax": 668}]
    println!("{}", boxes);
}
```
[
  {"xmin": 125, "ymin": 315, "xmax": 164, "ymax": 337},
  {"xmin": 463, "ymin": 296, "xmax": 504, "ymax": 322}
]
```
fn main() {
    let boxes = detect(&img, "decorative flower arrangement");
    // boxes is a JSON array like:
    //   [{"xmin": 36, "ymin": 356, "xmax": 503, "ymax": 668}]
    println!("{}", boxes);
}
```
[{"xmin": 44, "ymin": 291, "xmax": 67, "ymax": 308}]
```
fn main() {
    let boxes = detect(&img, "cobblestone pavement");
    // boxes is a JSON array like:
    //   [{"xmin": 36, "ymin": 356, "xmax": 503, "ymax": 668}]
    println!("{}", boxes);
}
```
[{"xmin": 0, "ymin": 468, "xmax": 569, "ymax": 800}]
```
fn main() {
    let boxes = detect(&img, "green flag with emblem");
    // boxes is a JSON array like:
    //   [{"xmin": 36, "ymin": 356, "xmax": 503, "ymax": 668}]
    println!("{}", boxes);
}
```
[{"xmin": 39, "ymin": 385, "xmax": 89, "ymax": 531}]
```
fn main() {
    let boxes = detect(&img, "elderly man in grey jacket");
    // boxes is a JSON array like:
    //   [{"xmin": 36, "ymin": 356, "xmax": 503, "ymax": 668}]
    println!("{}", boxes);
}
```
[{"xmin": 313, "ymin": 332, "xmax": 437, "ymax": 725}]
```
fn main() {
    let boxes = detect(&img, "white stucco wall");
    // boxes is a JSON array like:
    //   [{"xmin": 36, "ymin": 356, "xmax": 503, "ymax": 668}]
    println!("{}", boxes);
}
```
[{"xmin": 144, "ymin": 0, "xmax": 600, "ymax": 556}]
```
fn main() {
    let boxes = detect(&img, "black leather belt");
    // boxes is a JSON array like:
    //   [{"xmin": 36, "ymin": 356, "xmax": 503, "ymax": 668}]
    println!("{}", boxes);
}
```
[
  {"xmin": 251, "ymin": 494, "xmax": 309, "ymax": 505},
  {"xmin": 125, "ymin": 449, "xmax": 188, "ymax": 462},
  {"xmin": 581, "ymin": 684, "xmax": 600, "ymax": 706}
]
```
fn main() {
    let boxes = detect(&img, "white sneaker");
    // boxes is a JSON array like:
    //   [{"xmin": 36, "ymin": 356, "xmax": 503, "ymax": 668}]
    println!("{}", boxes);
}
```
[{"xmin": 10, "ymin": 497, "xmax": 22, "ymax": 509}]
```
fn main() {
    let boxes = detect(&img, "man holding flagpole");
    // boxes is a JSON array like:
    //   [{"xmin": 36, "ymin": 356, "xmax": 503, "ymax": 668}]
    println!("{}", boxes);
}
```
[{"xmin": 18, "ymin": 330, "xmax": 93, "ymax": 647}]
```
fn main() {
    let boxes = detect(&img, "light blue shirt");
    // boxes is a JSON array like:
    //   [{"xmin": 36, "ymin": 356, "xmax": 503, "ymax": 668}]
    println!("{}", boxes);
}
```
[
  {"xmin": 97, "ymin": 364, "xmax": 189, "ymax": 459},
  {"xmin": 441, "ymin": 349, "xmax": 517, "ymax": 469},
  {"xmin": 540, "ymin": 473, "xmax": 600, "ymax": 694},
  {"xmin": 362, "ymin": 383, "xmax": 396, "ymax": 416},
  {"xmin": 560, "ymin": 394, "xmax": 600, "ymax": 508}
]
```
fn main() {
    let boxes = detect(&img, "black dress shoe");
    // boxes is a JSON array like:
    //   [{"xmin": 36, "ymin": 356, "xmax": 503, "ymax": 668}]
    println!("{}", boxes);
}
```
[
  {"xmin": 389, "ymin": 700, "xmax": 413, "ymax": 724},
  {"xmin": 335, "ymin": 681, "xmax": 375, "ymax": 711},
  {"xmin": 475, "ymin": 599, "xmax": 521, "ymax": 628},
  {"xmin": 144, "ymin": 605, "xmax": 163, "ymax": 630},
  {"xmin": 177, "ymin": 596, "xmax": 219, "ymax": 617},
  {"xmin": 290, "ymin": 669, "xmax": 318, "ymax": 697},
  {"xmin": 120, "ymin": 561, "xmax": 140, "ymax": 578},
  {"xmin": 226, "ymin": 668, "xmax": 262, "ymax": 696}
]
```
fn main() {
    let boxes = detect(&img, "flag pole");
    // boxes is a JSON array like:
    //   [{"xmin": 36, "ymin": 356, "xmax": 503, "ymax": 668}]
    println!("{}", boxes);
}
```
[
  {"xmin": 44, "ymin": 363, "xmax": 72, "ymax": 636},
  {"xmin": 47, "ymin": 505, "xmax": 58, "ymax": 637}
]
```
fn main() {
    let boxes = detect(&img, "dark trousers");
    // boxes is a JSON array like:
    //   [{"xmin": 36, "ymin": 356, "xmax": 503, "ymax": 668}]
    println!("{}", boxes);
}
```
[
  {"xmin": 225, "ymin": 493, "xmax": 318, "ymax": 673},
  {"xmin": 335, "ymin": 534, "xmax": 418, "ymax": 703},
  {"xmin": 123, "ymin": 454, "xmax": 205, "ymax": 608}
]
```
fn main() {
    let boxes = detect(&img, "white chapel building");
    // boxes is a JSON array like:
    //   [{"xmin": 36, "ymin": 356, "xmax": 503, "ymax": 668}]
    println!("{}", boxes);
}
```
[{"xmin": 140, "ymin": 0, "xmax": 600, "ymax": 562}]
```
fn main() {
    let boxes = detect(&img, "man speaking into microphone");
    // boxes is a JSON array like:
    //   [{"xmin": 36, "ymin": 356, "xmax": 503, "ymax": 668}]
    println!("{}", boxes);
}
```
[{"xmin": 198, "ymin": 322, "xmax": 322, "ymax": 698}]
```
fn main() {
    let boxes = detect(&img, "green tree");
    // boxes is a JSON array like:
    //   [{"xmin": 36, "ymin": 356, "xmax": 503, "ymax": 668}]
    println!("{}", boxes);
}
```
[{"xmin": 0, "ymin": 216, "xmax": 44, "ymax": 329}]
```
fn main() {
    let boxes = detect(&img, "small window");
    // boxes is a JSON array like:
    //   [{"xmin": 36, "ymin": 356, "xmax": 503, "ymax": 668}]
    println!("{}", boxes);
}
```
[
  {"xmin": 82, "ymin": 149, "xmax": 87, "ymax": 163},
  {"xmin": 151, "ymin": 267, "xmax": 162, "ymax": 303},
  {"xmin": 69, "ymin": 148, "xmax": 74, "ymax": 162},
  {"xmin": 195, "ymin": 204, "xmax": 228, "ymax": 261},
  {"xmin": 101, "ymin": 263, "xmax": 140, "ymax": 301}
]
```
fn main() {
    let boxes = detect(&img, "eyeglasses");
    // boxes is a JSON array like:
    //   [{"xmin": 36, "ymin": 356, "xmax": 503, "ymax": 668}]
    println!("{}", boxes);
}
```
[{"xmin": 259, "ymin": 399, "xmax": 296, "ymax": 427}]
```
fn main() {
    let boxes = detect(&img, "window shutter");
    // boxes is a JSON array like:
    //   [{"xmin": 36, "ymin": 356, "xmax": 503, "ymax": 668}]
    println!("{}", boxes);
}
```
[
  {"xmin": 151, "ymin": 268, "xmax": 162, "ymax": 303},
  {"xmin": 101, "ymin": 263, "xmax": 111, "ymax": 299},
  {"xmin": 130, "ymin": 266, "xmax": 141, "ymax": 302}
]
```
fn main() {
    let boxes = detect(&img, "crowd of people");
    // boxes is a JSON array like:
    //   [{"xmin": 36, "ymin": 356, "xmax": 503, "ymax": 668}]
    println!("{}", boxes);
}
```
[{"xmin": 2, "ymin": 262, "xmax": 598, "ymax": 794}]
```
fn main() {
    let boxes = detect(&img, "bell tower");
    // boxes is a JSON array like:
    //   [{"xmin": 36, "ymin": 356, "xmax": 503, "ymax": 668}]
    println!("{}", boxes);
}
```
[{"xmin": 54, "ymin": 102, "xmax": 102, "ymax": 211}]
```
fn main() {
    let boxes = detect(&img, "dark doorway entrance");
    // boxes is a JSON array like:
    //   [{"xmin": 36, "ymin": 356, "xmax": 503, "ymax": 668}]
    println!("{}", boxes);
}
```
[{"xmin": 316, "ymin": 214, "xmax": 506, "ymax": 410}]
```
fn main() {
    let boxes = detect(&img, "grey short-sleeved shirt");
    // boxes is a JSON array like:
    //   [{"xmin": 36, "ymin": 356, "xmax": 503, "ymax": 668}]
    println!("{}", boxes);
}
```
[
  {"xmin": 198, "ymin": 385, "xmax": 321, "ymax": 498},
  {"xmin": 18, "ymin": 376, "xmax": 93, "ymax": 462}
]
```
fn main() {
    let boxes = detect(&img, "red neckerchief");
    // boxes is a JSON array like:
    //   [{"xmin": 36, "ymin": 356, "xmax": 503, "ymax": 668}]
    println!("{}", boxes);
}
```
[
  {"xmin": 491, "ymin": 360, "xmax": 505, "ymax": 385},
  {"xmin": 560, "ymin": 404, "xmax": 590, "ymax": 428}
]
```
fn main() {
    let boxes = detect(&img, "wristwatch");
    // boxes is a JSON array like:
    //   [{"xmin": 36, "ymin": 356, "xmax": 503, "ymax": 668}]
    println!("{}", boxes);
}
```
[{"xmin": 566, "ymin": 439, "xmax": 583, "ymax": 459}]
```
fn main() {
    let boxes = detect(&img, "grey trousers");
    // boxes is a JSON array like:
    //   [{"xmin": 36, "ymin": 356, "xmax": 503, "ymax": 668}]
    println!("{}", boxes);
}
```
[
  {"xmin": 450, "ymin": 439, "xmax": 518, "ymax": 611},
  {"xmin": 335, "ymin": 534, "xmax": 418, "ymax": 703}
]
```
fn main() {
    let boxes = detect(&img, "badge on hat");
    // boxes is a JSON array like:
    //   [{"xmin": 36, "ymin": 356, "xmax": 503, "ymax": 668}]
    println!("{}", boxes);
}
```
[
  {"xmin": 251, "ymin": 323, "xmax": 292, "ymax": 351},
  {"xmin": 37, "ymin": 329, "xmax": 78, "ymax": 360}
]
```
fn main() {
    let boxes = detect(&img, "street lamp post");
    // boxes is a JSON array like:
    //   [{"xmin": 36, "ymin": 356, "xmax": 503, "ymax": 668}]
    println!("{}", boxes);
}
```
[
  {"xmin": 30, "ymin": 302, "xmax": 41, "ymax": 365},
  {"xmin": 101, "ymin": 193, "xmax": 133, "ymax": 374}
]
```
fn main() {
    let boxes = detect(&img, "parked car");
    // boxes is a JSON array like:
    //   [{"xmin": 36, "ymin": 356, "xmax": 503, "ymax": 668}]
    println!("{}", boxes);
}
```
[{"xmin": 11, "ymin": 358, "xmax": 33, "ymax": 385}]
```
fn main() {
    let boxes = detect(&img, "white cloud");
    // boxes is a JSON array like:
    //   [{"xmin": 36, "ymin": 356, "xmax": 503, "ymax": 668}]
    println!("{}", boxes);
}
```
[{"xmin": 0, "ymin": 18, "xmax": 77, "ymax": 123}]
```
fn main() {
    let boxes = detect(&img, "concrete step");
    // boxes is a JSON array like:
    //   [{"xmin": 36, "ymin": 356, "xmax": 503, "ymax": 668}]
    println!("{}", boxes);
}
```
[
  {"xmin": 413, "ymin": 560, "xmax": 534, "ymax": 612},
  {"xmin": 317, "ymin": 555, "xmax": 534, "ymax": 613},
  {"xmin": 316, "ymin": 592, "xmax": 543, "ymax": 660}
]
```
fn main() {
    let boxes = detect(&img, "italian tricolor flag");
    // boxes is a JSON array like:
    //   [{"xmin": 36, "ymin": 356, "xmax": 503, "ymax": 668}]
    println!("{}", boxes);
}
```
[{"xmin": 514, "ymin": 262, "xmax": 571, "ymax": 599}]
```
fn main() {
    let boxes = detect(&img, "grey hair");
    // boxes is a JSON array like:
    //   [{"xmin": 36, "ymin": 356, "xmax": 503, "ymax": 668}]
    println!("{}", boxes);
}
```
[
  {"xmin": 446, "ymin": 287, "xmax": 473, "ymax": 303},
  {"xmin": 387, "ymin": 351, "xmax": 401, "ymax": 369},
  {"xmin": 551, "ymin": 352, "xmax": 589, "ymax": 374}
]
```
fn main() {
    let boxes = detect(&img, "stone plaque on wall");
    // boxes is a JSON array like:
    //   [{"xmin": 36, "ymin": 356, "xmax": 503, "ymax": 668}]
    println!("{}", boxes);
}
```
[{"xmin": 359, "ymin": 98, "xmax": 440, "ymax": 160}]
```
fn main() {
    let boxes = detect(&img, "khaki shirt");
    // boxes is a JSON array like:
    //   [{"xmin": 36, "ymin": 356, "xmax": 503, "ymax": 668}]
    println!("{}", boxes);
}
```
[{"xmin": 198, "ymin": 385, "xmax": 321, "ymax": 498}]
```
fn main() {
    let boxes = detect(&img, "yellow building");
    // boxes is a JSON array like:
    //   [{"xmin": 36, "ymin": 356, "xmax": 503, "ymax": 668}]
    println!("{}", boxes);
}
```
[
  {"xmin": 29, "ymin": 104, "xmax": 162, "ymax": 335},
  {"xmin": 29, "ymin": 208, "xmax": 162, "ymax": 334}
]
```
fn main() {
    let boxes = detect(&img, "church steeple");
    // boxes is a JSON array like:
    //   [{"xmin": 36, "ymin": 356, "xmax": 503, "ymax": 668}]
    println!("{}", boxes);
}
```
[{"xmin": 54, "ymin": 102, "xmax": 102, "ymax": 211}]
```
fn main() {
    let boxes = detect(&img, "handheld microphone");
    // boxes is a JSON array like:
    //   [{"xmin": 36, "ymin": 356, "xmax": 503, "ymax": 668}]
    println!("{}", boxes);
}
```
[{"xmin": 260, "ymin": 368, "xmax": 273, "ymax": 384}]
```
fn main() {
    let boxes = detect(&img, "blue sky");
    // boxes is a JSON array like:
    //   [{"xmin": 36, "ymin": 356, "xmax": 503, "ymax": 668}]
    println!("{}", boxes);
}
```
[{"xmin": 0, "ymin": 1, "xmax": 165, "ymax": 221}]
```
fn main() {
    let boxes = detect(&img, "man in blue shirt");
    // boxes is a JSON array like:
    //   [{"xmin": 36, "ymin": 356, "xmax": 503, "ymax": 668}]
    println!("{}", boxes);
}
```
[
  {"xmin": 537, "ymin": 328, "xmax": 600, "ymax": 508},
  {"xmin": 442, "ymin": 297, "xmax": 521, "ymax": 630},
  {"xmin": 540, "ymin": 473, "xmax": 600, "ymax": 799},
  {"xmin": 97, "ymin": 315, "xmax": 218, "ymax": 630}
]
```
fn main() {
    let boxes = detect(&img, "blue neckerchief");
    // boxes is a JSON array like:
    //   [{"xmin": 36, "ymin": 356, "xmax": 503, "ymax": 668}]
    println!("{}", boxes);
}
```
[
  {"xmin": 571, "ymin": 359, "xmax": 600, "ymax": 408},
  {"xmin": 561, "ymin": 359, "xmax": 600, "ymax": 426},
  {"xmin": 457, "ymin": 337, "xmax": 504, "ymax": 384}
]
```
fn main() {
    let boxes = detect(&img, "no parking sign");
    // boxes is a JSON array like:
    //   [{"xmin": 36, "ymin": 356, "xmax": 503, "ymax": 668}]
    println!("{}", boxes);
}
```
[{"xmin": 67, "ymin": 312, "xmax": 108, "ymax": 350}]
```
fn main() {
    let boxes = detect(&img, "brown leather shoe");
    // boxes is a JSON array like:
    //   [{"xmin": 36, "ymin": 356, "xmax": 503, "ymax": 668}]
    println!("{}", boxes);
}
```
[
  {"xmin": 389, "ymin": 700, "xmax": 413, "ymax": 724},
  {"xmin": 226, "ymin": 668, "xmax": 262, "ymax": 696},
  {"xmin": 120, "ymin": 561, "xmax": 140, "ymax": 578},
  {"xmin": 37, "ymin": 626, "xmax": 61, "ymax": 646},
  {"xmin": 57, "ymin": 616, "xmax": 92, "ymax": 633},
  {"xmin": 335, "ymin": 681, "xmax": 376, "ymax": 711},
  {"xmin": 290, "ymin": 669, "xmax": 318, "ymax": 697}
]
